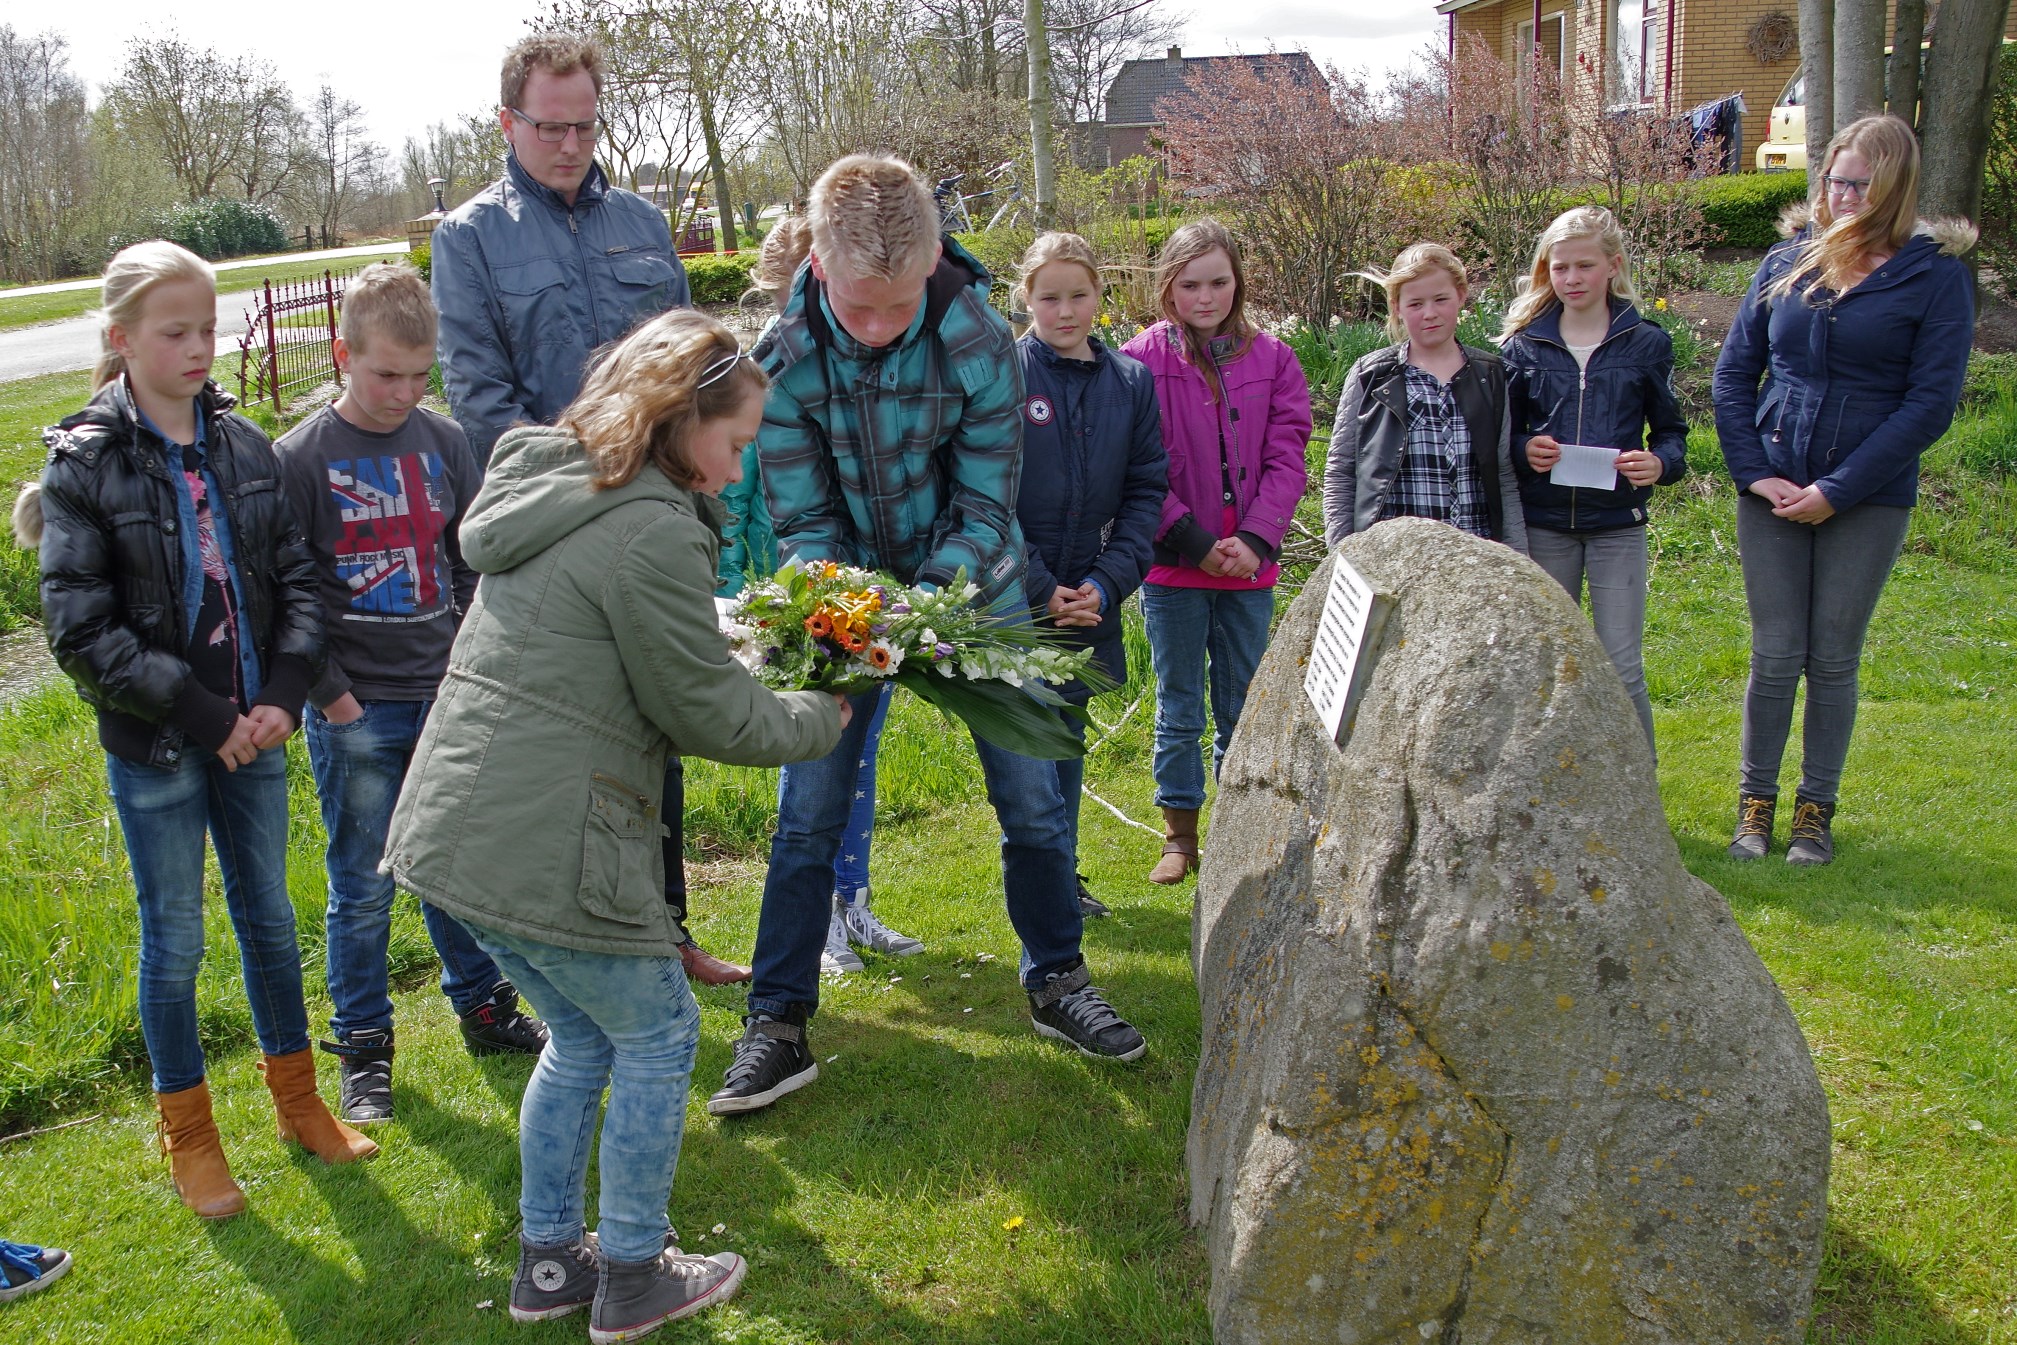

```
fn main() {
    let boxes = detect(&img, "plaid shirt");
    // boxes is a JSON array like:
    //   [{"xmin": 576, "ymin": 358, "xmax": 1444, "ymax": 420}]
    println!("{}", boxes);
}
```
[
  {"xmin": 754, "ymin": 236, "xmax": 1027, "ymax": 607},
  {"xmin": 1381, "ymin": 360, "xmax": 1490, "ymax": 538}
]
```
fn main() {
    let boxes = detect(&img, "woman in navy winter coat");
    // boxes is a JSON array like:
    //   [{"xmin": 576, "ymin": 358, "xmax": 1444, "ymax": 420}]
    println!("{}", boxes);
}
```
[
  {"xmin": 1013, "ymin": 232, "xmax": 1168, "ymax": 916},
  {"xmin": 1712, "ymin": 113, "xmax": 1975, "ymax": 866}
]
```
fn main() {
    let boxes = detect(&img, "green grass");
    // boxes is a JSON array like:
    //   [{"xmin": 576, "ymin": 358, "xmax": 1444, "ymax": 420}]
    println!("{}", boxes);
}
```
[
  {"xmin": 0, "ymin": 255, "xmax": 380, "ymax": 334},
  {"xmin": 0, "ymin": 372, "xmax": 2012, "ymax": 1341}
]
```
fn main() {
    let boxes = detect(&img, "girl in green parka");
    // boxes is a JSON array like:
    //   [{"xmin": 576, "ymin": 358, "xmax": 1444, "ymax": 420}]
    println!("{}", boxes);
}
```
[{"xmin": 385, "ymin": 309, "xmax": 848, "ymax": 1339}]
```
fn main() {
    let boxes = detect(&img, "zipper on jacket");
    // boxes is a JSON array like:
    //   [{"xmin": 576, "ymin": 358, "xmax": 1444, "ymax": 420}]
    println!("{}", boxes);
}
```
[{"xmin": 591, "ymin": 771, "xmax": 653, "ymax": 814}]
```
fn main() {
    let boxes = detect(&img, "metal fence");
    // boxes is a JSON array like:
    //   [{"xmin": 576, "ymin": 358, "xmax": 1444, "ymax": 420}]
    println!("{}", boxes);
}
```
[{"xmin": 235, "ymin": 267, "xmax": 357, "ymax": 415}]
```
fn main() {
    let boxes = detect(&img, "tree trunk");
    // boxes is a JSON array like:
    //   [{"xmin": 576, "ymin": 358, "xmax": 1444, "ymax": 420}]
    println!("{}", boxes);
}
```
[
  {"xmin": 1800, "ymin": 0, "xmax": 1836, "ymax": 178},
  {"xmin": 697, "ymin": 98, "xmax": 738, "ymax": 253},
  {"xmin": 1833, "ymin": 0, "xmax": 1887, "ymax": 124},
  {"xmin": 1888, "ymin": 0, "xmax": 1927, "ymax": 127},
  {"xmin": 1026, "ymin": 0, "xmax": 1056, "ymax": 231},
  {"xmin": 1920, "ymin": 0, "xmax": 2015, "ymax": 226}
]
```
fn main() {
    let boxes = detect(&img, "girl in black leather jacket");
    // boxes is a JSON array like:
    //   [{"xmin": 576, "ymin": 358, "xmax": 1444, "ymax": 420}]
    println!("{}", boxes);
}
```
[{"xmin": 14, "ymin": 240, "xmax": 365, "ymax": 1222}]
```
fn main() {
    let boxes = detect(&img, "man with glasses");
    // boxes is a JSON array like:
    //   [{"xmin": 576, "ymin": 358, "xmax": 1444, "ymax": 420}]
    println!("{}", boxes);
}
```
[
  {"xmin": 431, "ymin": 36, "xmax": 746, "ymax": 991},
  {"xmin": 431, "ymin": 34, "xmax": 690, "ymax": 470}
]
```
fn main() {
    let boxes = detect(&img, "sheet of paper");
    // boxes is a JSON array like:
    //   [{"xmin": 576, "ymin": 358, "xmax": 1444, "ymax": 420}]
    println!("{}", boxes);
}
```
[{"xmin": 1550, "ymin": 443, "xmax": 1620, "ymax": 490}]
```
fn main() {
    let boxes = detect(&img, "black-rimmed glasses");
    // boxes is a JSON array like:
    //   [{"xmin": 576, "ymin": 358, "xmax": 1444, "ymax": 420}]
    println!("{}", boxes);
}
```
[
  {"xmin": 1822, "ymin": 174, "xmax": 1872, "ymax": 198},
  {"xmin": 509, "ymin": 108, "xmax": 602, "ymax": 144}
]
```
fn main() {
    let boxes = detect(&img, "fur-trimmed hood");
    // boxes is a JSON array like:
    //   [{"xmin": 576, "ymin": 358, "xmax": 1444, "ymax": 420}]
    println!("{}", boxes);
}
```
[
  {"xmin": 1778, "ymin": 201, "xmax": 1979, "ymax": 255},
  {"xmin": 12, "ymin": 483, "xmax": 41, "ymax": 548}
]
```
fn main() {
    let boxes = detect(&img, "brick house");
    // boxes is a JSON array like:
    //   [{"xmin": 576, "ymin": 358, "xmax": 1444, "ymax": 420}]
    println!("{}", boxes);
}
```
[
  {"xmin": 1090, "ymin": 48, "xmax": 1328, "ymax": 168},
  {"xmin": 1437, "ymin": 0, "xmax": 2017, "ymax": 171}
]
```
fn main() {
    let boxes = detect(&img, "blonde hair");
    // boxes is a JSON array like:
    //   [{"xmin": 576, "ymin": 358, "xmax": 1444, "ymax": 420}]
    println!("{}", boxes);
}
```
[
  {"xmin": 1500, "ymin": 206, "xmax": 1639, "ymax": 341},
  {"xmin": 808, "ymin": 155, "xmax": 940, "ymax": 282},
  {"xmin": 1769, "ymin": 114, "xmax": 1921, "ymax": 303},
  {"xmin": 560, "ymin": 310, "xmax": 766, "ymax": 491},
  {"xmin": 93, "ymin": 240, "xmax": 215, "ymax": 391},
  {"xmin": 1356, "ymin": 243, "xmax": 1470, "ymax": 342},
  {"xmin": 501, "ymin": 34, "xmax": 603, "ymax": 110},
  {"xmin": 1153, "ymin": 218, "xmax": 1254, "ymax": 372},
  {"xmin": 747, "ymin": 216, "xmax": 812, "ymax": 309},
  {"xmin": 1014, "ymin": 232, "xmax": 1101, "ymax": 307},
  {"xmin": 340, "ymin": 261, "xmax": 437, "ymax": 352}
]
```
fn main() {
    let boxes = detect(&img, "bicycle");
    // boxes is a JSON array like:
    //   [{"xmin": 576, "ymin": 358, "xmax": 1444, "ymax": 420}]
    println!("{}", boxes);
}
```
[{"xmin": 933, "ymin": 161, "xmax": 1034, "ymax": 234}]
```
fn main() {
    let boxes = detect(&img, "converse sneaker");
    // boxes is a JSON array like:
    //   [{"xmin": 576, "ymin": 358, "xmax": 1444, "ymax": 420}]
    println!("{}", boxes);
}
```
[
  {"xmin": 1728, "ymin": 792, "xmax": 1776, "ymax": 861},
  {"xmin": 319, "ymin": 1028, "xmax": 395, "ymax": 1125},
  {"xmin": 706, "ymin": 1007, "xmax": 817, "ymax": 1115},
  {"xmin": 841, "ymin": 889, "xmax": 924, "ymax": 956},
  {"xmin": 510, "ymin": 1231, "xmax": 599, "ymax": 1323},
  {"xmin": 1075, "ymin": 874, "xmax": 1110, "ymax": 920},
  {"xmin": 1029, "ymin": 962, "xmax": 1146, "ymax": 1061},
  {"xmin": 820, "ymin": 897, "xmax": 864, "ymax": 975},
  {"xmin": 0, "ymin": 1240, "xmax": 71, "ymax": 1303},
  {"xmin": 460, "ymin": 980, "xmax": 550, "ymax": 1056},
  {"xmin": 1786, "ymin": 794, "xmax": 1837, "ymax": 866},
  {"xmin": 590, "ymin": 1247, "xmax": 747, "ymax": 1343}
]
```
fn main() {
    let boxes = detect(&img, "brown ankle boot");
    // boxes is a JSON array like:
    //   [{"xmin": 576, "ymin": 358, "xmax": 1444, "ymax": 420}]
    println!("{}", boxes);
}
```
[
  {"xmin": 679, "ymin": 937, "xmax": 753, "ymax": 986},
  {"xmin": 156, "ymin": 1081, "xmax": 246, "ymax": 1219},
  {"xmin": 1148, "ymin": 807, "xmax": 1201, "ymax": 885},
  {"xmin": 260, "ymin": 1049, "xmax": 379, "ymax": 1163}
]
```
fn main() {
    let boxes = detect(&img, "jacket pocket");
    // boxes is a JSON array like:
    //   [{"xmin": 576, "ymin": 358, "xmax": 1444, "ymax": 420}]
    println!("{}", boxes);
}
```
[
  {"xmin": 494, "ymin": 259, "xmax": 570, "ymax": 352},
  {"xmin": 577, "ymin": 774, "xmax": 661, "ymax": 927}
]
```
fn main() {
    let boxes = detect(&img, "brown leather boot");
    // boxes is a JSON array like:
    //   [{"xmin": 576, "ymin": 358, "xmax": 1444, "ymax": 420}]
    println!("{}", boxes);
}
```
[
  {"xmin": 679, "ymin": 938, "xmax": 753, "ymax": 986},
  {"xmin": 1148, "ymin": 807, "xmax": 1201, "ymax": 885},
  {"xmin": 260, "ymin": 1048, "xmax": 379, "ymax": 1163},
  {"xmin": 156, "ymin": 1081, "xmax": 246, "ymax": 1219}
]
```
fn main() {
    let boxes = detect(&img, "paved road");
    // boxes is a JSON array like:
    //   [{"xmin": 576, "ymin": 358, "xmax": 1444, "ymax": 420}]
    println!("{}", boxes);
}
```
[
  {"xmin": 0, "ymin": 241, "xmax": 408, "ymax": 301},
  {"xmin": 0, "ymin": 301, "xmax": 265, "ymax": 383}
]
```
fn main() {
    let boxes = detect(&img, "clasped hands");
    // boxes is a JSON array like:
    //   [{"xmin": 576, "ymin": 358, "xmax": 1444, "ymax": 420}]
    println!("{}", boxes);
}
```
[{"xmin": 216, "ymin": 704, "xmax": 298, "ymax": 772}]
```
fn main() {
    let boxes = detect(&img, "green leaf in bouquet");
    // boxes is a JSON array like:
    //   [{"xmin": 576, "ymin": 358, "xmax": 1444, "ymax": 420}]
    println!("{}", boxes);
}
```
[{"xmin": 901, "ymin": 671, "xmax": 1091, "ymax": 759}]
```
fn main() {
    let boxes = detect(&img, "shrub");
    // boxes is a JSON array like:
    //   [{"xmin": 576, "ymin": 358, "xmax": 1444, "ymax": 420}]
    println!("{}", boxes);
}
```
[
  {"xmin": 1697, "ymin": 172, "xmax": 1809, "ymax": 249},
  {"xmin": 410, "ymin": 241, "xmax": 431, "ymax": 284},
  {"xmin": 123, "ymin": 198, "xmax": 291, "ymax": 261},
  {"xmin": 682, "ymin": 250, "xmax": 759, "ymax": 304},
  {"xmin": 1982, "ymin": 45, "xmax": 2017, "ymax": 298}
]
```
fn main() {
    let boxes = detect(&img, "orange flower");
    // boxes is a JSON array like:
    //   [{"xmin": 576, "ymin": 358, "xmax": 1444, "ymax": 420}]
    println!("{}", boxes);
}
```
[
  {"xmin": 867, "ymin": 644, "xmax": 892, "ymax": 671},
  {"xmin": 805, "ymin": 611, "xmax": 833, "ymax": 638}
]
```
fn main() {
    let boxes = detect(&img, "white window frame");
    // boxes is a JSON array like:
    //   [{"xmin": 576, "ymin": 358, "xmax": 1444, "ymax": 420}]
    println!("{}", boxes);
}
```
[{"xmin": 1517, "ymin": 11, "xmax": 1570, "ymax": 85}]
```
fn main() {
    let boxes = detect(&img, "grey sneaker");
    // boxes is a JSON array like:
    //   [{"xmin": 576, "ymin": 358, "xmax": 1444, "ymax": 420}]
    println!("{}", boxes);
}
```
[
  {"xmin": 841, "ymin": 889, "xmax": 924, "ymax": 956},
  {"xmin": 319, "ymin": 1029, "xmax": 395, "ymax": 1125},
  {"xmin": 820, "ymin": 897, "xmax": 864, "ymax": 974},
  {"xmin": 1029, "ymin": 962, "xmax": 1146, "ymax": 1061},
  {"xmin": 1786, "ymin": 795, "xmax": 1837, "ymax": 866},
  {"xmin": 1728, "ymin": 792, "xmax": 1776, "ymax": 861},
  {"xmin": 510, "ymin": 1232, "xmax": 599, "ymax": 1323},
  {"xmin": 589, "ymin": 1248, "xmax": 747, "ymax": 1342},
  {"xmin": 0, "ymin": 1240, "xmax": 71, "ymax": 1303}
]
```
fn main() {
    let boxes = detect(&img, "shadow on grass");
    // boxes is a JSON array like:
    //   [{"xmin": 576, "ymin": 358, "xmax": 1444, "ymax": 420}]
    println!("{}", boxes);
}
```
[
  {"xmin": 1810, "ymin": 1220, "xmax": 1986, "ymax": 1344},
  {"xmin": 1679, "ymin": 832, "xmax": 2017, "ymax": 929}
]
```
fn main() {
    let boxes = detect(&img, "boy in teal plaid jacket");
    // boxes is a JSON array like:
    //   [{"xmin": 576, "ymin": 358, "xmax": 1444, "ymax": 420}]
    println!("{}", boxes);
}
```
[{"xmin": 709, "ymin": 156, "xmax": 1147, "ymax": 1118}]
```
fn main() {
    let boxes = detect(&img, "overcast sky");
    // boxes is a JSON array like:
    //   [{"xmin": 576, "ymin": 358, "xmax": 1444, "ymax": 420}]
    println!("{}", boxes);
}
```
[{"xmin": 43, "ymin": 0, "xmax": 1445, "ymax": 154}]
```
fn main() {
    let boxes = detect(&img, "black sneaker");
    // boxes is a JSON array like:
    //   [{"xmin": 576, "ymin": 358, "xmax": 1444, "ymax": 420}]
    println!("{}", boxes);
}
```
[
  {"xmin": 319, "ymin": 1029, "xmax": 395, "ymax": 1125},
  {"xmin": 1076, "ymin": 874, "xmax": 1110, "ymax": 920},
  {"xmin": 1787, "ymin": 794, "xmax": 1837, "ymax": 866},
  {"xmin": 460, "ymin": 980, "xmax": 549, "ymax": 1056},
  {"xmin": 510, "ymin": 1231, "xmax": 599, "ymax": 1323},
  {"xmin": 0, "ymin": 1240, "xmax": 71, "ymax": 1303},
  {"xmin": 1029, "ymin": 962, "xmax": 1146, "ymax": 1061},
  {"xmin": 706, "ymin": 1007, "xmax": 816, "ymax": 1116},
  {"xmin": 589, "ymin": 1247, "xmax": 746, "ymax": 1343}
]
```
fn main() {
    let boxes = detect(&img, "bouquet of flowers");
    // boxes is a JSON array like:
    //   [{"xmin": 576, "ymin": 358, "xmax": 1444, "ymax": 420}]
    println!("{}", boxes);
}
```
[{"xmin": 720, "ymin": 561, "xmax": 1103, "ymax": 759}]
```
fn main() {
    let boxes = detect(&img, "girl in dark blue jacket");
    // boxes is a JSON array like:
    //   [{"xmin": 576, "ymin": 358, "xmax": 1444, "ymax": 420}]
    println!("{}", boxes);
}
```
[
  {"xmin": 1014, "ymin": 232, "xmax": 1169, "ymax": 917},
  {"xmin": 1502, "ymin": 206, "xmax": 1689, "ymax": 756},
  {"xmin": 1712, "ymin": 114, "xmax": 1975, "ymax": 866}
]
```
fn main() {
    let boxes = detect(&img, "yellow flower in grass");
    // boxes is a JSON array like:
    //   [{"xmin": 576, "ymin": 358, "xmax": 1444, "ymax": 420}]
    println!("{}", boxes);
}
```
[
  {"xmin": 1654, "ymin": 297, "xmax": 1668, "ymax": 311},
  {"xmin": 1002, "ymin": 1215, "xmax": 1024, "ymax": 1231}
]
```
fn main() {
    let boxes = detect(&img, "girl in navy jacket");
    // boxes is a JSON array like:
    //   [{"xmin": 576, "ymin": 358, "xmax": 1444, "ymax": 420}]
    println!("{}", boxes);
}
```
[
  {"xmin": 1502, "ymin": 206, "xmax": 1689, "ymax": 755},
  {"xmin": 1712, "ymin": 114, "xmax": 1975, "ymax": 866},
  {"xmin": 1013, "ymin": 232, "xmax": 1169, "ymax": 917}
]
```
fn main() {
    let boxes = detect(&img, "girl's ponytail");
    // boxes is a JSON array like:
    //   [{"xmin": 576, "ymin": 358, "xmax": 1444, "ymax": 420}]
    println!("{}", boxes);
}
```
[{"xmin": 92, "ymin": 240, "xmax": 215, "ymax": 391}]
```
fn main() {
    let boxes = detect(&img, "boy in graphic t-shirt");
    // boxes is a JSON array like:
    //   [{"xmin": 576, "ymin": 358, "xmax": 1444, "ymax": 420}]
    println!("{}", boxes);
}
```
[{"xmin": 278, "ymin": 262, "xmax": 547, "ymax": 1126}]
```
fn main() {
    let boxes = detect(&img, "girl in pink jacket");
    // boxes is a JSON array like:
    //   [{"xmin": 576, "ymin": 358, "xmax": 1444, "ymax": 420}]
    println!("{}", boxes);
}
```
[{"xmin": 1121, "ymin": 220, "xmax": 1312, "ymax": 884}]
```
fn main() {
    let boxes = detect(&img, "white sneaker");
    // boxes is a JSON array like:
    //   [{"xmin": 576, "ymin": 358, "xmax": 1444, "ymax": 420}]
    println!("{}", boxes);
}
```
[
  {"xmin": 820, "ymin": 896, "xmax": 864, "ymax": 974},
  {"xmin": 841, "ymin": 889, "xmax": 925, "ymax": 957}
]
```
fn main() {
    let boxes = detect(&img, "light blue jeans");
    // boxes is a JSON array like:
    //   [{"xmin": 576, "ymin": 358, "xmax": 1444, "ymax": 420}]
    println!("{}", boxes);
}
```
[
  {"xmin": 1141, "ymin": 584, "xmax": 1275, "ymax": 811},
  {"xmin": 462, "ymin": 920, "xmax": 699, "ymax": 1263}
]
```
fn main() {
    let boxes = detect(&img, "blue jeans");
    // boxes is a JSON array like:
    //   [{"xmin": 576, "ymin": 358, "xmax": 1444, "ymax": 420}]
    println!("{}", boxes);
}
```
[
  {"xmin": 1141, "ymin": 584, "xmax": 1275, "ymax": 810},
  {"xmin": 462, "ymin": 919, "xmax": 699, "ymax": 1264},
  {"xmin": 105, "ymin": 745, "xmax": 309, "ymax": 1094},
  {"xmin": 833, "ymin": 685, "xmax": 892, "ymax": 898},
  {"xmin": 306, "ymin": 700, "xmax": 501, "ymax": 1039},
  {"xmin": 750, "ymin": 689, "xmax": 1083, "ymax": 1011}
]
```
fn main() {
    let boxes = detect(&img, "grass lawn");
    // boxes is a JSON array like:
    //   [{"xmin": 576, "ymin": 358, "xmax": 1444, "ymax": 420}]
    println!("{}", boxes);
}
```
[
  {"xmin": 0, "ymin": 256, "xmax": 377, "ymax": 334},
  {"xmin": 0, "ymin": 393, "xmax": 2010, "ymax": 1340}
]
